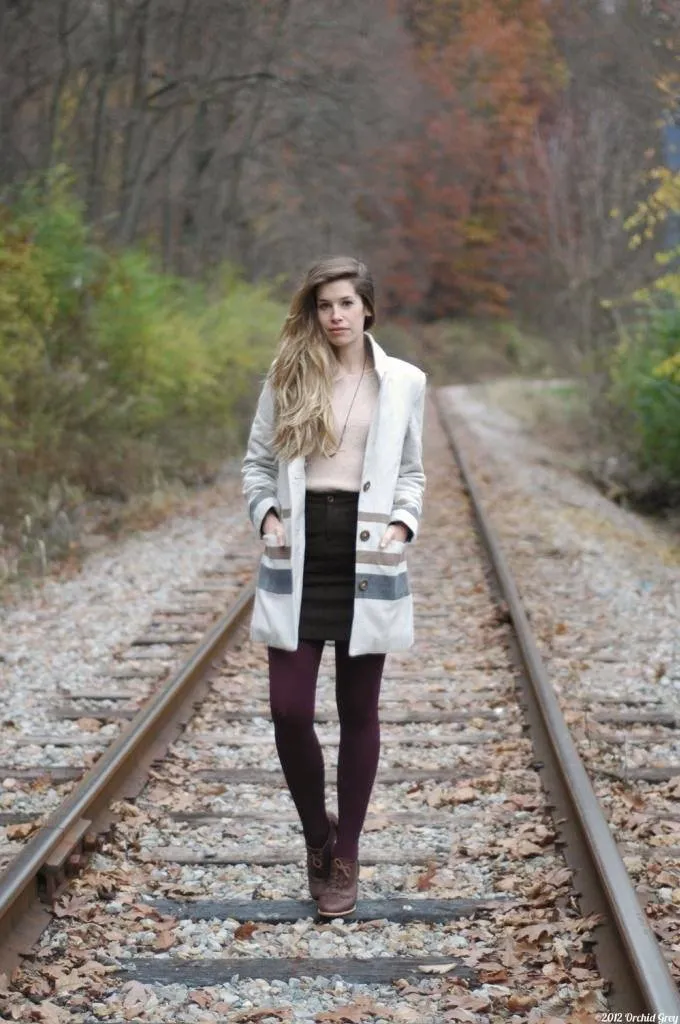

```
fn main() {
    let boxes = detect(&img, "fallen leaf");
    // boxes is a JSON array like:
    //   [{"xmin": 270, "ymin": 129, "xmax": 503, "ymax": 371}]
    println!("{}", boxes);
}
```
[
  {"xmin": 187, "ymin": 990, "xmax": 213, "ymax": 1008},
  {"xmin": 22, "ymin": 974, "xmax": 51, "ymax": 999},
  {"xmin": 572, "ymin": 912, "xmax": 605, "ymax": 933},
  {"xmin": 418, "ymin": 963, "xmax": 458, "ymax": 974},
  {"xmin": 515, "ymin": 921, "xmax": 559, "ymax": 945},
  {"xmin": 168, "ymin": 790, "xmax": 200, "ymax": 811},
  {"xmin": 507, "ymin": 993, "xmax": 536, "ymax": 1010},
  {"xmin": 315, "ymin": 1007, "xmax": 364, "ymax": 1023},
  {"xmin": 75, "ymin": 717, "xmax": 103, "ymax": 730},
  {"xmin": 509, "ymin": 793, "xmax": 542, "ymax": 810},
  {"xmin": 121, "ymin": 979, "xmax": 153, "ymax": 1014},
  {"xmin": 6, "ymin": 822, "xmax": 39, "ymax": 841},
  {"xmin": 514, "ymin": 839, "xmax": 544, "ymax": 857},
  {"xmin": 574, "ymin": 988, "xmax": 608, "ymax": 1012},
  {"xmin": 542, "ymin": 867, "xmax": 572, "ymax": 888},
  {"xmin": 363, "ymin": 815, "xmax": 390, "ymax": 832},
  {"xmin": 392, "ymin": 1008, "xmax": 422, "ymax": 1023},
  {"xmin": 542, "ymin": 961, "xmax": 568, "ymax": 981},
  {"xmin": 449, "ymin": 786, "xmax": 477, "ymax": 804},
  {"xmin": 443, "ymin": 993, "xmax": 491, "ymax": 1012},
  {"xmin": 416, "ymin": 862, "xmax": 438, "ymax": 891},
  {"xmin": 154, "ymin": 929, "xmax": 175, "ymax": 950},
  {"xmin": 500, "ymin": 937, "xmax": 520, "ymax": 968},
  {"xmin": 53, "ymin": 895, "xmax": 92, "ymax": 920},
  {"xmin": 234, "ymin": 921, "xmax": 258, "ymax": 940},
  {"xmin": 43, "ymin": 965, "xmax": 89, "ymax": 995},
  {"xmin": 442, "ymin": 1008, "xmax": 476, "ymax": 1022},
  {"xmin": 75, "ymin": 960, "xmax": 110, "ymax": 976},
  {"xmin": 30, "ymin": 1002, "xmax": 68, "ymax": 1023},
  {"xmin": 392, "ymin": 981, "xmax": 427, "ymax": 996},
  {"xmin": 477, "ymin": 961, "xmax": 508, "ymax": 982}
]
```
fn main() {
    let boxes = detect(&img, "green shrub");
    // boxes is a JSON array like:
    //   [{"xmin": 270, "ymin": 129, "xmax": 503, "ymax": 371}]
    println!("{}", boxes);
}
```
[
  {"xmin": 381, "ymin": 318, "xmax": 556, "ymax": 383},
  {"xmin": 610, "ymin": 302, "xmax": 680, "ymax": 484},
  {"xmin": 0, "ymin": 216, "xmax": 57, "ymax": 435},
  {"xmin": 0, "ymin": 171, "xmax": 285, "ymax": 548}
]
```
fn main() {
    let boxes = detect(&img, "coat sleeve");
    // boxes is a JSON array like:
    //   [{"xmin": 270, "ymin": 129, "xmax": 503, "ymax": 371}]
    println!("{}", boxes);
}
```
[
  {"xmin": 242, "ymin": 379, "xmax": 281, "ymax": 536},
  {"xmin": 389, "ymin": 372, "xmax": 427, "ymax": 541}
]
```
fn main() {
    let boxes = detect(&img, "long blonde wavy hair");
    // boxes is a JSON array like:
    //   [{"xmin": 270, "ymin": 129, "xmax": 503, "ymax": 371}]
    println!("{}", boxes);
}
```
[{"xmin": 269, "ymin": 256, "xmax": 375, "ymax": 461}]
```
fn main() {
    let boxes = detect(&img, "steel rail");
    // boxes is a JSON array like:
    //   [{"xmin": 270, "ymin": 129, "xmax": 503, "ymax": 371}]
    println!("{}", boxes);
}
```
[
  {"xmin": 0, "ymin": 582, "xmax": 255, "ymax": 975},
  {"xmin": 433, "ymin": 391, "xmax": 680, "ymax": 1013}
]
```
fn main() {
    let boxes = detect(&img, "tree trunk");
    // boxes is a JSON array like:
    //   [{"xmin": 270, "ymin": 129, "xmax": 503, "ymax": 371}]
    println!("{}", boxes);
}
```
[
  {"xmin": 44, "ymin": 0, "xmax": 75, "ymax": 173},
  {"xmin": 117, "ymin": 0, "xmax": 156, "ymax": 239},
  {"xmin": 0, "ymin": 0, "xmax": 9, "ymax": 183},
  {"xmin": 162, "ymin": 0, "xmax": 191, "ymax": 270},
  {"xmin": 219, "ymin": 0, "xmax": 292, "ymax": 263},
  {"xmin": 87, "ymin": 0, "xmax": 119, "ymax": 222}
]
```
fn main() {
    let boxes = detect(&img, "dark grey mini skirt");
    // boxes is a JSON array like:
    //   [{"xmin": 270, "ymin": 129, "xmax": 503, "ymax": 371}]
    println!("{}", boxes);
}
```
[{"xmin": 298, "ymin": 489, "xmax": 359, "ymax": 643}]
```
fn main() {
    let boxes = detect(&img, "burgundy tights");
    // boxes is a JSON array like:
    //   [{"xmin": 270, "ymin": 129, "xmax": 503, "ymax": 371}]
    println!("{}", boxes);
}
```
[{"xmin": 268, "ymin": 640, "xmax": 385, "ymax": 860}]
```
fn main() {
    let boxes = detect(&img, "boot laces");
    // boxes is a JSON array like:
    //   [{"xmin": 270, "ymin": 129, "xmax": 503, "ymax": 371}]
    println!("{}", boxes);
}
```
[{"xmin": 328, "ymin": 857, "xmax": 353, "ymax": 891}]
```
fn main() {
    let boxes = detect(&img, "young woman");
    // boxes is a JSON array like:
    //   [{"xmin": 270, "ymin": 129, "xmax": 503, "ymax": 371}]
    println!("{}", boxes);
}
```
[{"xmin": 242, "ymin": 256, "xmax": 426, "ymax": 917}]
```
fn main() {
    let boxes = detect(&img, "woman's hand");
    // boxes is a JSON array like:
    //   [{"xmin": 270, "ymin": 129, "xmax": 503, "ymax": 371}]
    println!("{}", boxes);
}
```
[
  {"xmin": 262, "ymin": 510, "xmax": 286, "ymax": 545},
  {"xmin": 379, "ymin": 523, "xmax": 409, "ymax": 549}
]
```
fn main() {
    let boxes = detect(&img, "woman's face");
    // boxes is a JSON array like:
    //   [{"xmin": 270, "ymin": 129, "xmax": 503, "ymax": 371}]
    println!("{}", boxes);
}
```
[{"xmin": 316, "ymin": 278, "xmax": 367, "ymax": 353}]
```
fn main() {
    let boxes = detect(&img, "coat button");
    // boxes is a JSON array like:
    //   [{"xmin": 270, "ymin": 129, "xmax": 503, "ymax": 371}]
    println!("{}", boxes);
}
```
[
  {"xmin": 360, "ymin": 529, "xmax": 370, "ymax": 541},
  {"xmin": 362, "ymin": 481, "xmax": 371, "ymax": 492},
  {"xmin": 358, "ymin": 579, "xmax": 368, "ymax": 591},
  {"xmin": 327, "ymin": 494, "xmax": 334, "ymax": 503}
]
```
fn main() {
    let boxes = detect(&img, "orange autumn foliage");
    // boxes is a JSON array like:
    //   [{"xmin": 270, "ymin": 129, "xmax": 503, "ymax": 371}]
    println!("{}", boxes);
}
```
[{"xmin": 384, "ymin": 0, "xmax": 563, "ymax": 318}]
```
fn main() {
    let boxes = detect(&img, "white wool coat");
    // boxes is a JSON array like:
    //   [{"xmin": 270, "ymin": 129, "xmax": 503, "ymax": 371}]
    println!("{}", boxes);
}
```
[{"xmin": 241, "ymin": 334, "xmax": 426, "ymax": 655}]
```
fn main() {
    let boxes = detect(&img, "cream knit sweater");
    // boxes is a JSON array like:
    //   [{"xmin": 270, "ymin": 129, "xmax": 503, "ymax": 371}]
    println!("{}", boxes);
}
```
[{"xmin": 305, "ymin": 369, "xmax": 379, "ymax": 492}]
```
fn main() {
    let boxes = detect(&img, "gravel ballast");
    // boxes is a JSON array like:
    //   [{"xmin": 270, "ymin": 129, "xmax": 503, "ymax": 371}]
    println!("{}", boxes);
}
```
[{"xmin": 5, "ymin": 384, "xmax": 678, "ymax": 1019}]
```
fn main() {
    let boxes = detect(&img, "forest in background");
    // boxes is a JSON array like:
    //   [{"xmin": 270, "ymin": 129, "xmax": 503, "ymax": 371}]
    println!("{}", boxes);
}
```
[{"xmin": 0, "ymin": 0, "xmax": 679, "ymax": 575}]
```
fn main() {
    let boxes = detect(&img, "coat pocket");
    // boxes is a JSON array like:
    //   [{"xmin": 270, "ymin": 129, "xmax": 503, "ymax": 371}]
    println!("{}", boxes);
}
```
[
  {"xmin": 360, "ymin": 540, "xmax": 406, "ymax": 567},
  {"xmin": 355, "ymin": 543, "xmax": 409, "ymax": 598},
  {"xmin": 353, "ymin": 550, "xmax": 413, "ymax": 653},
  {"xmin": 251, "ymin": 540, "xmax": 296, "ymax": 648},
  {"xmin": 257, "ymin": 541, "xmax": 292, "ymax": 592}
]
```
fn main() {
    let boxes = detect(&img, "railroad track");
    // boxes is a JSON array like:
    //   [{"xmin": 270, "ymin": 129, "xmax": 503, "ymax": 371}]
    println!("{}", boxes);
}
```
[
  {"xmin": 0, "ymin": 553, "xmax": 256, "ymax": 863},
  {"xmin": 0, "ymin": 392, "xmax": 678, "ymax": 1021}
]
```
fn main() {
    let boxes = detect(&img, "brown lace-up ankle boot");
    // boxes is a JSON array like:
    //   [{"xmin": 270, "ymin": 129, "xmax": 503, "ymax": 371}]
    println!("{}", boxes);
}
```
[
  {"xmin": 317, "ymin": 856, "xmax": 359, "ymax": 917},
  {"xmin": 306, "ymin": 813, "xmax": 337, "ymax": 900}
]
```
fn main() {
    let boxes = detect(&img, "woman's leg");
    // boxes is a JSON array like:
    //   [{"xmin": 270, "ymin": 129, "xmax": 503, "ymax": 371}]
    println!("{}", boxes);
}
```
[
  {"xmin": 268, "ymin": 640, "xmax": 329, "ymax": 847},
  {"xmin": 333, "ymin": 642, "xmax": 386, "ymax": 860}
]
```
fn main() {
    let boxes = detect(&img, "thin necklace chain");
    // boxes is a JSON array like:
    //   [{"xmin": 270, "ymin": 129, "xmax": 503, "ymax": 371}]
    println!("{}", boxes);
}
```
[{"xmin": 329, "ymin": 349, "xmax": 367, "ymax": 458}]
